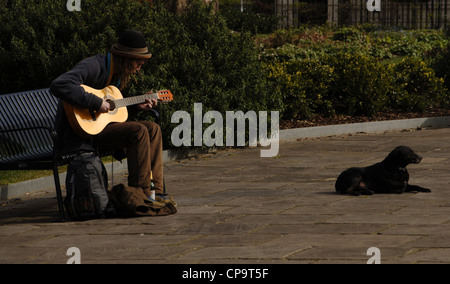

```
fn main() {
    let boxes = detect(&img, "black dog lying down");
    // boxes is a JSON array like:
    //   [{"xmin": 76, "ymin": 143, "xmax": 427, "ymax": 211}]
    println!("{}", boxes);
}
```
[{"xmin": 335, "ymin": 146, "xmax": 431, "ymax": 195}]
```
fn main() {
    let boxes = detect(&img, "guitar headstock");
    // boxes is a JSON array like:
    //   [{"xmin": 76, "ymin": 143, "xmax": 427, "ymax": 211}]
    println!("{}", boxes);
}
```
[{"xmin": 156, "ymin": 90, "xmax": 173, "ymax": 102}]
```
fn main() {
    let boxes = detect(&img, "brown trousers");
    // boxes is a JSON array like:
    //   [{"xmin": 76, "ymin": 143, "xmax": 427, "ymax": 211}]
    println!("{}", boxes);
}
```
[{"xmin": 93, "ymin": 121, "xmax": 164, "ymax": 197}]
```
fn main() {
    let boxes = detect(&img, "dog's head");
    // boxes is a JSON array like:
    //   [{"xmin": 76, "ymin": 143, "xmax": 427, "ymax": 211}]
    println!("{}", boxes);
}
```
[{"xmin": 386, "ymin": 146, "xmax": 422, "ymax": 167}]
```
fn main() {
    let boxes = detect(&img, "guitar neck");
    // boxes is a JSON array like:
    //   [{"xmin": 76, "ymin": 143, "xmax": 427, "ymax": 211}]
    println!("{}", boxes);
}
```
[{"xmin": 114, "ymin": 93, "xmax": 159, "ymax": 109}]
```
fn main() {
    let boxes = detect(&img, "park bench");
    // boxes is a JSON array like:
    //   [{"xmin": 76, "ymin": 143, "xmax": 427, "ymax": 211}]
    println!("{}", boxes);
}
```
[{"xmin": 0, "ymin": 88, "xmax": 161, "ymax": 221}]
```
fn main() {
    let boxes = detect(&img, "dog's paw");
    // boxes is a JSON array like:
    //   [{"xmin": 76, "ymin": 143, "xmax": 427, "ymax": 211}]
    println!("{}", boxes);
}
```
[{"xmin": 405, "ymin": 185, "xmax": 432, "ymax": 193}]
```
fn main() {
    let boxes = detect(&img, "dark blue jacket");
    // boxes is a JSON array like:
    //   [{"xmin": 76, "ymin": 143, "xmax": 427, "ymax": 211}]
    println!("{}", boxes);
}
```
[{"xmin": 50, "ymin": 54, "xmax": 111, "ymax": 154}]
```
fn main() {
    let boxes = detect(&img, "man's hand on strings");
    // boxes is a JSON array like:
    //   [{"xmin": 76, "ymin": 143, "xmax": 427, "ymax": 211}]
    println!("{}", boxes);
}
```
[{"xmin": 137, "ymin": 91, "xmax": 158, "ymax": 111}]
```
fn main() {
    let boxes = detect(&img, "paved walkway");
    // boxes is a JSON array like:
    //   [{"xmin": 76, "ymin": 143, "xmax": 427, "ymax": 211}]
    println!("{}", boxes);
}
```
[{"xmin": 1, "ymin": 127, "xmax": 450, "ymax": 264}]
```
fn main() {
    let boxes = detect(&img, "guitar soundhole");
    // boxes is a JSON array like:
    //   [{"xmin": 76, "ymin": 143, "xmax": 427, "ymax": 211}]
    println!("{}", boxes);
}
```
[{"xmin": 107, "ymin": 99, "xmax": 116, "ymax": 111}]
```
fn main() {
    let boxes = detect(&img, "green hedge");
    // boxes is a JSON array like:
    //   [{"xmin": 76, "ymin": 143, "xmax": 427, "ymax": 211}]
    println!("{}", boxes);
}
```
[
  {"xmin": 0, "ymin": 0, "xmax": 143, "ymax": 92},
  {"xmin": 262, "ymin": 26, "xmax": 450, "ymax": 119},
  {"xmin": 266, "ymin": 53, "xmax": 448, "ymax": 119},
  {"xmin": 392, "ymin": 57, "xmax": 447, "ymax": 112},
  {"xmin": 2, "ymin": 1, "xmax": 450, "ymax": 143},
  {"xmin": 0, "ymin": 0, "xmax": 281, "ymax": 148}
]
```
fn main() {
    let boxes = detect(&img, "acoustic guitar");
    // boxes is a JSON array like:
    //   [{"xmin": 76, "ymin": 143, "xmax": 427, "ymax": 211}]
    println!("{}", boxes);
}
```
[{"xmin": 64, "ymin": 84, "xmax": 173, "ymax": 137}]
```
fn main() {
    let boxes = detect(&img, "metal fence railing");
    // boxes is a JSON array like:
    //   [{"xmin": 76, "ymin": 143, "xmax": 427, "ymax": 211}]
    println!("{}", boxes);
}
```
[
  {"xmin": 329, "ymin": 0, "xmax": 450, "ymax": 29},
  {"xmin": 270, "ymin": 0, "xmax": 450, "ymax": 29}
]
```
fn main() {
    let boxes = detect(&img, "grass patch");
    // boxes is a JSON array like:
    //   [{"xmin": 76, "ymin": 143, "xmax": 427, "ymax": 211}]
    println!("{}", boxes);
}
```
[
  {"xmin": 0, "ymin": 156, "xmax": 114, "ymax": 186},
  {"xmin": 0, "ymin": 169, "xmax": 59, "ymax": 186}
]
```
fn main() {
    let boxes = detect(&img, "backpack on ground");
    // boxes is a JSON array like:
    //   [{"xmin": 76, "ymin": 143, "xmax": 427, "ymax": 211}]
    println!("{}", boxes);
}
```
[{"xmin": 64, "ymin": 152, "xmax": 112, "ymax": 220}]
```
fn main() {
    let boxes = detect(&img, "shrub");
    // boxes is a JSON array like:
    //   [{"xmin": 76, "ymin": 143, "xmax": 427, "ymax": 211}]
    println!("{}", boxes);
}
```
[
  {"xmin": 265, "ymin": 59, "xmax": 334, "ymax": 119},
  {"xmin": 0, "ymin": 0, "xmax": 154, "ymax": 92},
  {"xmin": 131, "ymin": 1, "xmax": 283, "ymax": 147},
  {"xmin": 266, "ymin": 52, "xmax": 392, "ymax": 119},
  {"xmin": 391, "ymin": 57, "xmax": 448, "ymax": 112},
  {"xmin": 324, "ymin": 52, "xmax": 392, "ymax": 116},
  {"xmin": 432, "ymin": 45, "xmax": 450, "ymax": 92},
  {"xmin": 219, "ymin": 0, "xmax": 279, "ymax": 34},
  {"xmin": 332, "ymin": 27, "xmax": 365, "ymax": 42},
  {"xmin": 0, "ymin": 0, "xmax": 282, "ymax": 148},
  {"xmin": 220, "ymin": 6, "xmax": 279, "ymax": 34},
  {"xmin": 262, "ymin": 26, "xmax": 450, "ymax": 119},
  {"xmin": 266, "ymin": 52, "xmax": 449, "ymax": 119}
]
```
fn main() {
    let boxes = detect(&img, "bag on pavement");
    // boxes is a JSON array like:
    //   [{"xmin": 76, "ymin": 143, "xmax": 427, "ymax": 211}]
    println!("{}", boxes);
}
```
[{"xmin": 64, "ymin": 152, "xmax": 113, "ymax": 220}]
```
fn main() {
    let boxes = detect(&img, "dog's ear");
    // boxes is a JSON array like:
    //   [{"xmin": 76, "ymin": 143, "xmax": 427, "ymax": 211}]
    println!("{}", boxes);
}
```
[{"xmin": 388, "ymin": 146, "xmax": 405, "ymax": 160}]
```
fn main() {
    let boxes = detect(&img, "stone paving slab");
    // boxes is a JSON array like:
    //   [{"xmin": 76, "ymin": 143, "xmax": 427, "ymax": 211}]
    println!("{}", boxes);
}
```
[{"xmin": 1, "ymin": 127, "xmax": 450, "ymax": 264}]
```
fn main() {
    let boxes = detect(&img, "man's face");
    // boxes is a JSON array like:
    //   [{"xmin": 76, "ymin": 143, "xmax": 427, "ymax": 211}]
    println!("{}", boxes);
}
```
[{"xmin": 132, "ymin": 58, "xmax": 147, "ymax": 73}]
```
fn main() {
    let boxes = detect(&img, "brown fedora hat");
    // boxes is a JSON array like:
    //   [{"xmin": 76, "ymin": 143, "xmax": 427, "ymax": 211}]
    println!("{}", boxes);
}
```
[{"xmin": 111, "ymin": 29, "xmax": 152, "ymax": 59}]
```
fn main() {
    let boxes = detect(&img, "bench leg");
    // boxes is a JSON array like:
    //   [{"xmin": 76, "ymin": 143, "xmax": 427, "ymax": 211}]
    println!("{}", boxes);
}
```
[{"xmin": 52, "ymin": 166, "xmax": 66, "ymax": 222}]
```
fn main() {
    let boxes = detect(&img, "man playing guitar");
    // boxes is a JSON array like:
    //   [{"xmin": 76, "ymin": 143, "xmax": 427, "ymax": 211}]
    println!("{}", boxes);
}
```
[{"xmin": 50, "ymin": 29, "xmax": 175, "ymax": 207}]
